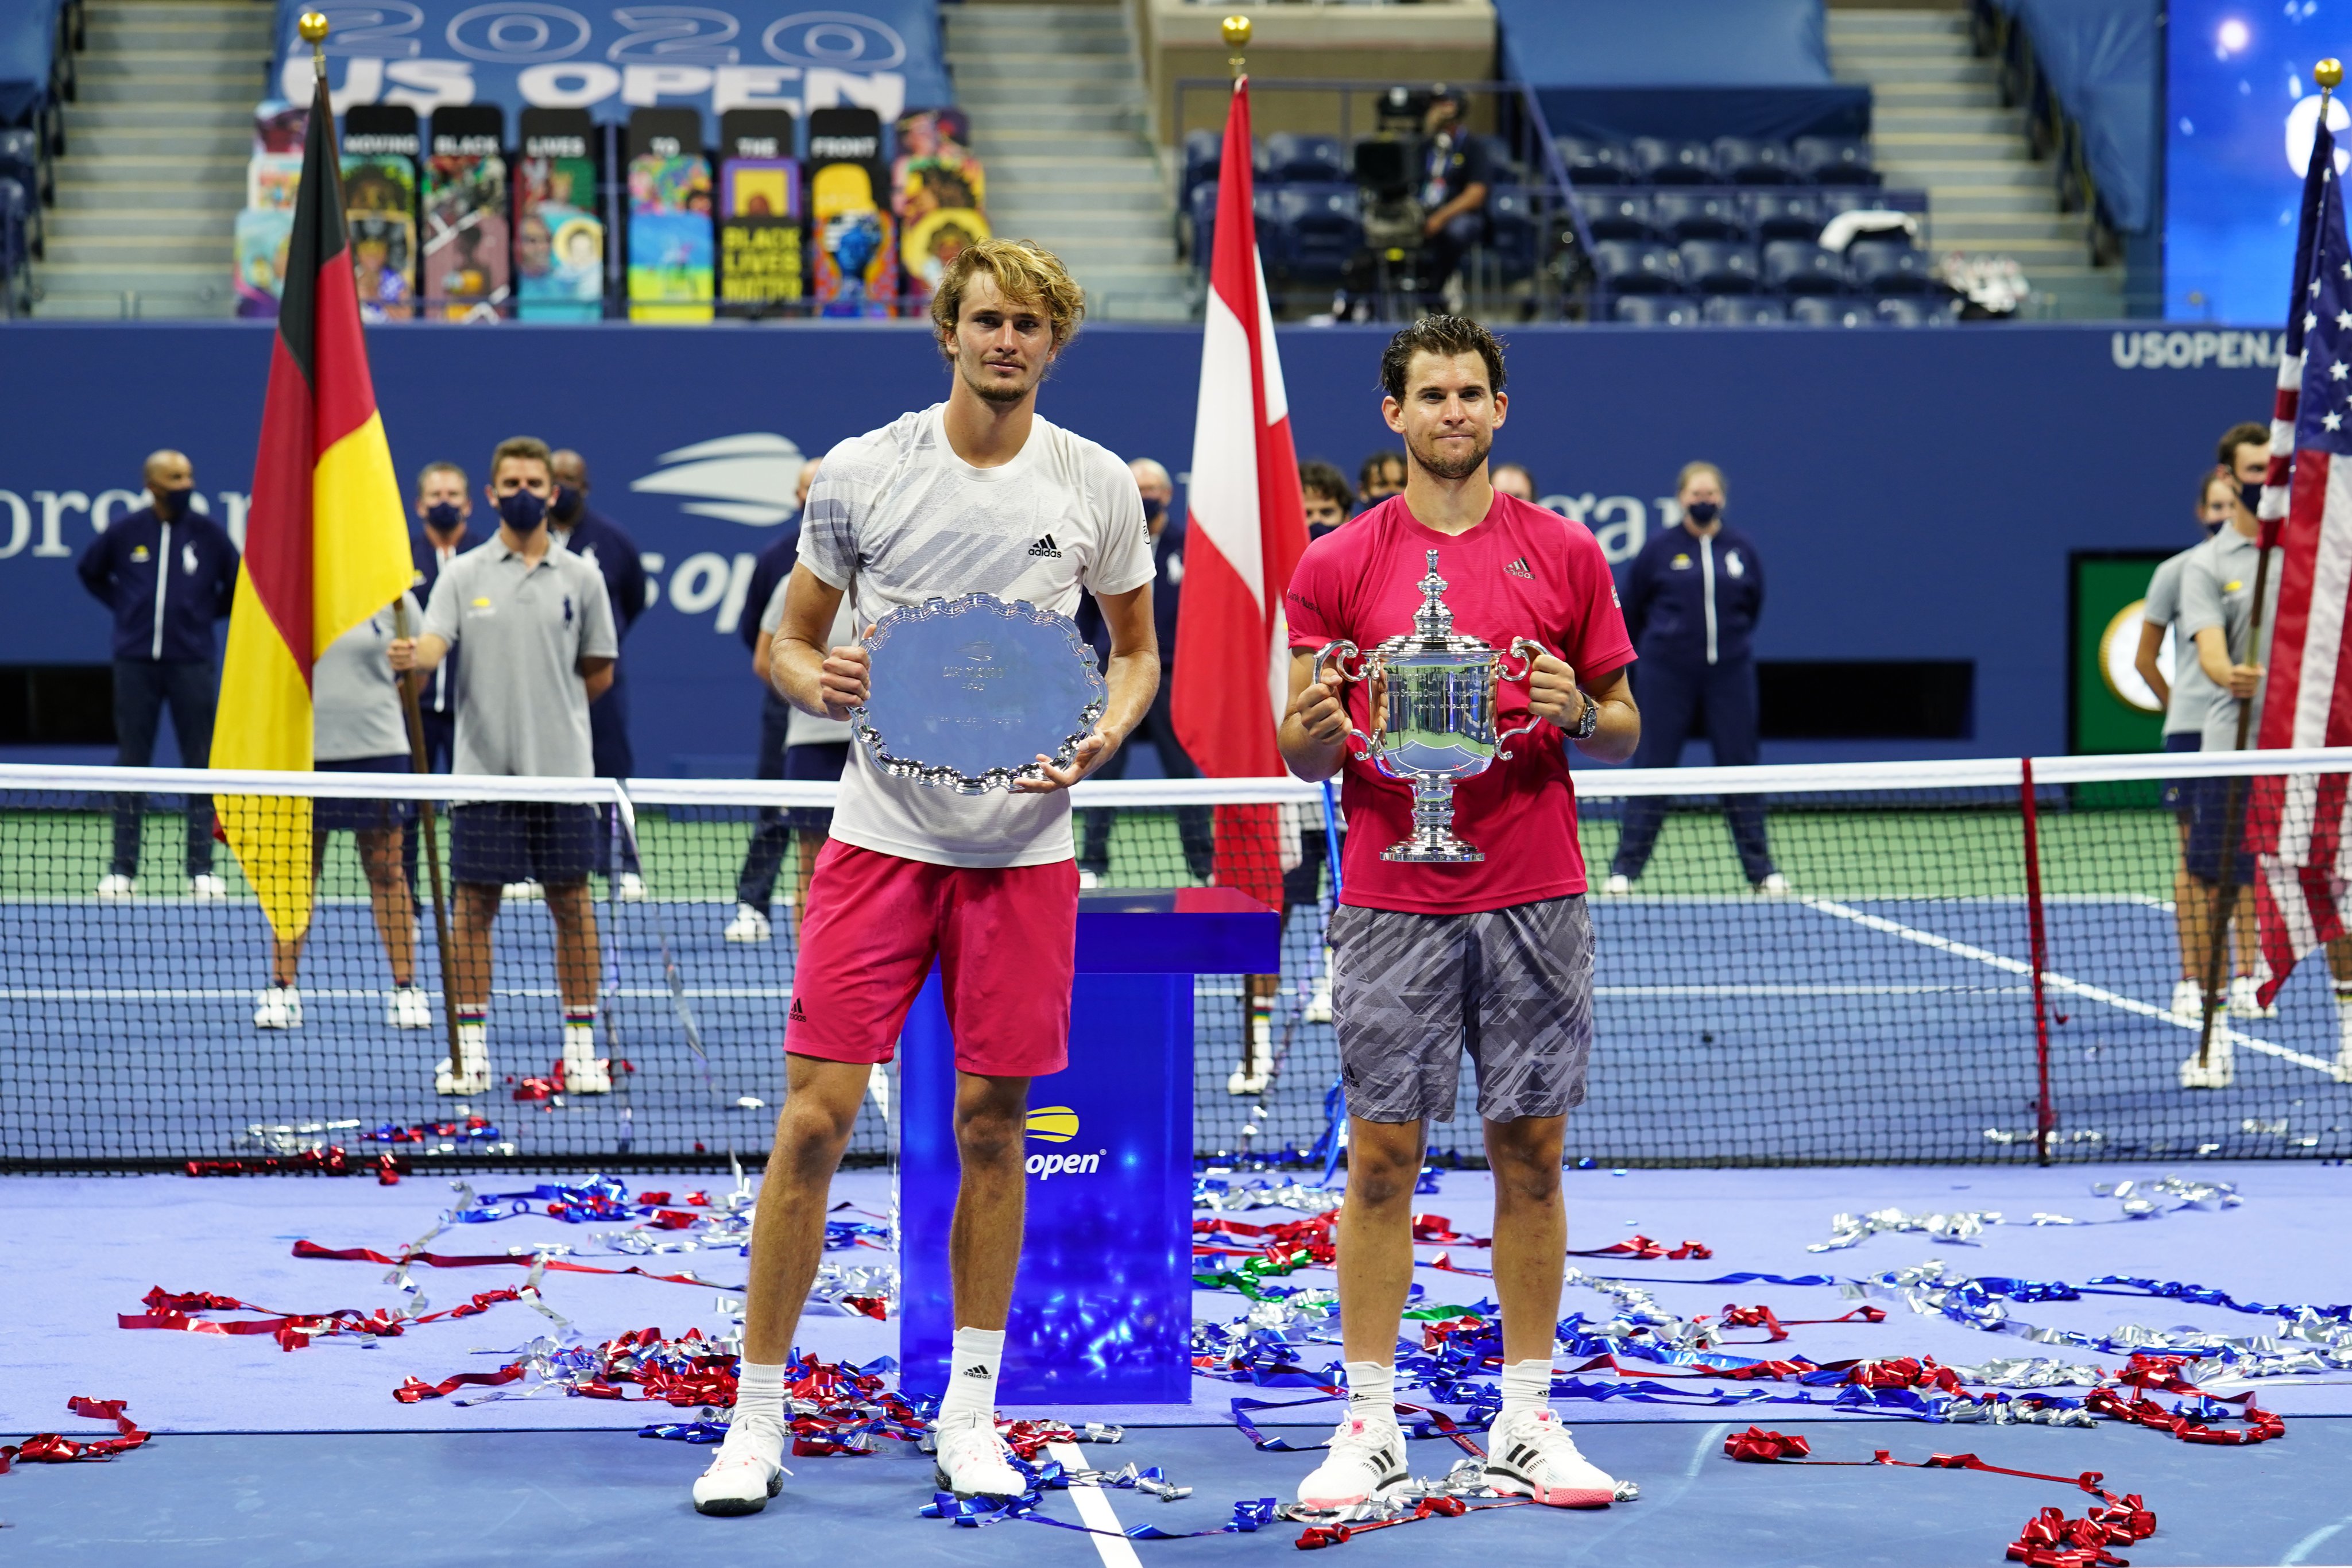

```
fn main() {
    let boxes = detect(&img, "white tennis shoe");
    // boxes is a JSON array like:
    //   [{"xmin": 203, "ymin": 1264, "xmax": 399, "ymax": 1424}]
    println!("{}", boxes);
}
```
[
  {"xmin": 1754, "ymin": 872, "xmax": 1790, "ymax": 897},
  {"xmin": 2230, "ymin": 974, "xmax": 2277, "ymax": 1020},
  {"xmin": 618, "ymin": 872, "xmax": 647, "ymax": 902},
  {"xmin": 2169, "ymin": 978, "xmax": 2212, "ymax": 1024},
  {"xmin": 253, "ymin": 985, "xmax": 302, "ymax": 1029},
  {"xmin": 95, "ymin": 873, "xmax": 134, "ymax": 900},
  {"xmin": 191, "ymin": 873, "xmax": 228, "ymax": 901},
  {"xmin": 1601, "ymin": 874, "xmax": 1631, "ymax": 896},
  {"xmin": 1295, "ymin": 1415, "xmax": 1408, "ymax": 1510},
  {"xmin": 387, "ymin": 985, "xmax": 434, "ymax": 1030},
  {"xmin": 562, "ymin": 1025, "xmax": 611, "ymax": 1094},
  {"xmin": 1483, "ymin": 1408, "xmax": 1618, "ymax": 1508},
  {"xmin": 933, "ymin": 1418, "xmax": 1026, "ymax": 1500},
  {"xmin": 2178, "ymin": 1036, "xmax": 2235, "ymax": 1090},
  {"xmin": 724, "ymin": 903, "xmax": 772, "ymax": 944},
  {"xmin": 691, "ymin": 1421, "xmax": 788, "ymax": 1516},
  {"xmin": 436, "ymin": 1030, "xmax": 492, "ymax": 1096}
]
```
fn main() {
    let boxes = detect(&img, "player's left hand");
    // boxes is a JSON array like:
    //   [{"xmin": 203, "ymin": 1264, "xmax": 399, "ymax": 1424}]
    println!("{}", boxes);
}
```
[
  {"xmin": 1525, "ymin": 651, "xmax": 1584, "ymax": 726},
  {"xmin": 1015, "ymin": 728, "xmax": 1119, "ymax": 793}
]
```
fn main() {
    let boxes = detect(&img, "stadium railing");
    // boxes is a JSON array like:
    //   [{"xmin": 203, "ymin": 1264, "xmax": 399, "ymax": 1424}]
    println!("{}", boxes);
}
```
[{"xmin": 7, "ymin": 749, "xmax": 2352, "ymax": 1175}]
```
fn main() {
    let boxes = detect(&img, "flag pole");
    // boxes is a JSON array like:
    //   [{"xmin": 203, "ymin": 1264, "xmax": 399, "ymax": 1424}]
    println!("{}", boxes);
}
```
[
  {"xmin": 1223, "ymin": 11, "xmax": 1248, "ymax": 79},
  {"xmin": 393, "ymin": 599, "xmax": 463, "ymax": 1085},
  {"xmin": 2194, "ymin": 54, "xmax": 2343, "ymax": 1077}
]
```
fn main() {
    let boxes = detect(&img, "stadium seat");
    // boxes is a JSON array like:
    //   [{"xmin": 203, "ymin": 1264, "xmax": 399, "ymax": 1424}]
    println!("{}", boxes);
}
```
[
  {"xmin": 1576, "ymin": 191, "xmax": 1657, "ymax": 241},
  {"xmin": 1477, "ymin": 134, "xmax": 1527, "ymax": 188},
  {"xmin": 1187, "ymin": 180, "xmax": 1219, "ymax": 268},
  {"xmin": 1793, "ymin": 135, "xmax": 1878, "ymax": 186},
  {"xmin": 1847, "ymin": 238, "xmax": 1933, "ymax": 295},
  {"xmin": 1761, "ymin": 238, "xmax": 1845, "ymax": 295},
  {"xmin": 1612, "ymin": 294, "xmax": 1701, "ymax": 326},
  {"xmin": 1260, "ymin": 133, "xmax": 1345, "ymax": 186},
  {"xmin": 1484, "ymin": 186, "xmax": 1539, "ymax": 281},
  {"xmin": 0, "ymin": 176, "xmax": 27, "ymax": 318},
  {"xmin": 1749, "ymin": 191, "xmax": 1825, "ymax": 241},
  {"xmin": 1789, "ymin": 296, "xmax": 1876, "ymax": 327},
  {"xmin": 1712, "ymin": 137, "xmax": 1796, "ymax": 185},
  {"xmin": 1650, "ymin": 191, "xmax": 1747, "ymax": 242},
  {"xmin": 0, "ymin": 127, "xmax": 40, "ymax": 256},
  {"xmin": 1703, "ymin": 295, "xmax": 1788, "ymax": 324},
  {"xmin": 1677, "ymin": 239, "xmax": 1759, "ymax": 294},
  {"xmin": 1273, "ymin": 184, "xmax": 1362, "ymax": 282},
  {"xmin": 1554, "ymin": 137, "xmax": 1634, "ymax": 185},
  {"xmin": 1592, "ymin": 238, "xmax": 1681, "ymax": 295},
  {"xmin": 1630, "ymin": 136, "xmax": 1713, "ymax": 184},
  {"xmin": 1876, "ymin": 296, "xmax": 1958, "ymax": 327},
  {"xmin": 1182, "ymin": 129, "xmax": 1223, "ymax": 210}
]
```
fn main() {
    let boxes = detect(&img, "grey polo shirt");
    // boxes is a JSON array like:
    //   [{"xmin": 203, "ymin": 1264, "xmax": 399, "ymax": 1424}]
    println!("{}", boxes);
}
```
[
  {"xmin": 314, "ymin": 591, "xmax": 423, "ymax": 761},
  {"xmin": 2176, "ymin": 524, "xmax": 2280, "ymax": 753},
  {"xmin": 2141, "ymin": 547, "xmax": 2221, "ymax": 738},
  {"xmin": 422, "ymin": 536, "xmax": 618, "ymax": 777}
]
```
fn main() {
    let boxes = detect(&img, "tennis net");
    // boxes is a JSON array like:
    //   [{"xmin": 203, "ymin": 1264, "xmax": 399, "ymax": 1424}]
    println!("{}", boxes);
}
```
[{"xmin": 5, "ymin": 750, "xmax": 2350, "ymax": 1171}]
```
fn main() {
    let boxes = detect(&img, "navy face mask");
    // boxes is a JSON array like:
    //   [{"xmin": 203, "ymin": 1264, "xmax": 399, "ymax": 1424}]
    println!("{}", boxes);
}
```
[
  {"xmin": 154, "ymin": 485, "xmax": 194, "ymax": 521},
  {"xmin": 499, "ymin": 489, "xmax": 548, "ymax": 533},
  {"xmin": 1685, "ymin": 500, "xmax": 1721, "ymax": 525},
  {"xmin": 424, "ymin": 502, "xmax": 463, "ymax": 534},
  {"xmin": 2239, "ymin": 480, "xmax": 2265, "ymax": 516},
  {"xmin": 551, "ymin": 483, "xmax": 584, "ymax": 524},
  {"xmin": 1142, "ymin": 494, "xmax": 1166, "ymax": 523}
]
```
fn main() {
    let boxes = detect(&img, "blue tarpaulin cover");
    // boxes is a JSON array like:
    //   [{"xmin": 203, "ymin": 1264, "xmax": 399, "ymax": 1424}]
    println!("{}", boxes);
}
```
[
  {"xmin": 1999, "ymin": 0, "xmax": 2157, "ymax": 233},
  {"xmin": 0, "ymin": 0, "xmax": 65, "ymax": 125},
  {"xmin": 1498, "ymin": 0, "xmax": 1870, "ymax": 142}
]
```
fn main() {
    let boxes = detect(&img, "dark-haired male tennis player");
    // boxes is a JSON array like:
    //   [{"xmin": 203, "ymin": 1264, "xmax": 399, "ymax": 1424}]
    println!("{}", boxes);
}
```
[
  {"xmin": 1281, "ymin": 315, "xmax": 1640, "ymax": 1512},
  {"xmin": 692, "ymin": 238, "xmax": 1159, "ymax": 1515}
]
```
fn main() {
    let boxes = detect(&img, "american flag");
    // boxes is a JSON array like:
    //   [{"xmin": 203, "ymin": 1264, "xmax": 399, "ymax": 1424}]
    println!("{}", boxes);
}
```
[{"xmin": 2251, "ymin": 114, "xmax": 2352, "ymax": 1002}]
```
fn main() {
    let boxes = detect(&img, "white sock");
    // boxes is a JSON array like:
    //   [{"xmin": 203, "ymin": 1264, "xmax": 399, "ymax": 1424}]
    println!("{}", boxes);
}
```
[
  {"xmin": 1343, "ymin": 1360, "xmax": 1396, "ymax": 1427},
  {"xmin": 937, "ymin": 1326, "xmax": 1005, "ymax": 1429},
  {"xmin": 731, "ymin": 1360, "xmax": 787, "ymax": 1443},
  {"xmin": 1496, "ymin": 1358, "xmax": 1553, "ymax": 1430}
]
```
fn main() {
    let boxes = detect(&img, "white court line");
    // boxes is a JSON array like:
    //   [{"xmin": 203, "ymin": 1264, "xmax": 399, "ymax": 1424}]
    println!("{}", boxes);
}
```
[
  {"xmin": 1800, "ymin": 896, "xmax": 2344, "ymax": 1077},
  {"xmin": 1044, "ymin": 1441, "xmax": 1142, "ymax": 1568},
  {"xmin": 0, "ymin": 986, "xmax": 792, "ymax": 1002},
  {"xmin": 1597, "ymin": 984, "xmax": 2029, "ymax": 998}
]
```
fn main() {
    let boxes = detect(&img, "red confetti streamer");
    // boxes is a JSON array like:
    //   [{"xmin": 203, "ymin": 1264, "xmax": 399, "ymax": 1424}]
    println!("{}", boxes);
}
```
[
  {"xmin": 0, "ymin": 1397, "xmax": 149, "ymax": 1472},
  {"xmin": 291, "ymin": 1240, "xmax": 733, "ymax": 1288}
]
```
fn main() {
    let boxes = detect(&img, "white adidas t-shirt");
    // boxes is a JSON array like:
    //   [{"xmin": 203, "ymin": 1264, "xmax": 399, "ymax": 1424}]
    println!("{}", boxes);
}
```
[{"xmin": 799, "ymin": 402, "xmax": 1153, "ymax": 867}]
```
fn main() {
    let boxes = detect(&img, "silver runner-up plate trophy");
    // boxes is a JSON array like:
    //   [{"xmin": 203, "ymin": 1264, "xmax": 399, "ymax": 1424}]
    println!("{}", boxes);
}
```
[
  {"xmin": 854, "ymin": 594, "xmax": 1109, "ymax": 795},
  {"xmin": 1316, "ymin": 550, "xmax": 1547, "ymax": 862}
]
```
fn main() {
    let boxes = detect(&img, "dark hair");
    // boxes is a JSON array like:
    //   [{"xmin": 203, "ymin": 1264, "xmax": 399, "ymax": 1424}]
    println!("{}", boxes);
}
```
[
  {"xmin": 1299, "ymin": 460, "xmax": 1353, "ymax": 509},
  {"xmin": 1358, "ymin": 451, "xmax": 1405, "ymax": 494},
  {"xmin": 2198, "ymin": 467, "xmax": 2235, "ymax": 509},
  {"xmin": 2216, "ymin": 421, "xmax": 2269, "ymax": 471},
  {"xmin": 1380, "ymin": 314, "xmax": 1507, "ymax": 404}
]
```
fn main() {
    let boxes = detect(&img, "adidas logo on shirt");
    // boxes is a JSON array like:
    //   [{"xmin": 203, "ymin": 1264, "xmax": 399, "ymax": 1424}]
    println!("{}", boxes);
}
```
[
  {"xmin": 1504, "ymin": 556, "xmax": 1534, "ymax": 579},
  {"xmin": 1028, "ymin": 535, "xmax": 1062, "ymax": 558}
]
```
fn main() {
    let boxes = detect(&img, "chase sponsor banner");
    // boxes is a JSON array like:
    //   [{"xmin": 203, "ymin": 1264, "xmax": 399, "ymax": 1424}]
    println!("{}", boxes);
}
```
[{"xmin": 272, "ymin": 0, "xmax": 950, "ymax": 143}]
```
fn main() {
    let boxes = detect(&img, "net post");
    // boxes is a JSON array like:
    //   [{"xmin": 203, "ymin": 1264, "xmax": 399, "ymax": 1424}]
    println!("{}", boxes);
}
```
[
  {"xmin": 2019, "ymin": 756, "xmax": 2056, "ymax": 1166},
  {"xmin": 390, "ymin": 600, "xmax": 461, "ymax": 1079}
]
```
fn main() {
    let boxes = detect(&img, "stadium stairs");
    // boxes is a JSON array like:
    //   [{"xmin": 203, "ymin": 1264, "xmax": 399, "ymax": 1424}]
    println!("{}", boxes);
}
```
[
  {"xmin": 945, "ymin": 0, "xmax": 1193, "ymax": 322},
  {"xmin": 31, "ymin": 0, "xmax": 261, "ymax": 318},
  {"xmin": 1828, "ymin": 3, "xmax": 2123, "ymax": 319}
]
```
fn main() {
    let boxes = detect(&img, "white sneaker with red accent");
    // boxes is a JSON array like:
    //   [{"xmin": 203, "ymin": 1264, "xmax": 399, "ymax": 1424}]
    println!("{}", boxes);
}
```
[
  {"xmin": 1483, "ymin": 1408, "xmax": 1618, "ymax": 1508},
  {"xmin": 691, "ymin": 1420, "xmax": 788, "ymax": 1516},
  {"xmin": 933, "ymin": 1418, "xmax": 1026, "ymax": 1500},
  {"xmin": 1294, "ymin": 1415, "xmax": 1408, "ymax": 1510}
]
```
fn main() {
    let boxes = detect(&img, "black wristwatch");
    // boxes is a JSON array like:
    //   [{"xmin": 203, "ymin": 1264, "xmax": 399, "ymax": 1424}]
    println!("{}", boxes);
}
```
[{"xmin": 1569, "ymin": 692, "xmax": 1600, "ymax": 740}]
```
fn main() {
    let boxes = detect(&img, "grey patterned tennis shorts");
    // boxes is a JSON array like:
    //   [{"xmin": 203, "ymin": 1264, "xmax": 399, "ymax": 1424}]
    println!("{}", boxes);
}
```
[{"xmin": 1328, "ymin": 894, "xmax": 1593, "ymax": 1125}]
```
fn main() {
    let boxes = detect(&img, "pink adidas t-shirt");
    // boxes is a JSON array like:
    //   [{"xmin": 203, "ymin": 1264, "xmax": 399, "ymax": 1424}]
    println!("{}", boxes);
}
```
[{"xmin": 1284, "ymin": 493, "xmax": 1635, "ymax": 915}]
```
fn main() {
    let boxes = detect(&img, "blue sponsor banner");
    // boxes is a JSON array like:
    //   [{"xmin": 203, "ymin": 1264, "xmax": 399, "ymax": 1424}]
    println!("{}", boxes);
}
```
[
  {"xmin": 0, "ymin": 321, "xmax": 2283, "ymax": 770},
  {"xmin": 271, "ymin": 0, "xmax": 950, "ymax": 143}
]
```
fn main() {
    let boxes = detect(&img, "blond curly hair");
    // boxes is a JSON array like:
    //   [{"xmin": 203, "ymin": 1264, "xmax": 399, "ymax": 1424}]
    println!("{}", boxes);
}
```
[{"xmin": 929, "ymin": 238, "xmax": 1086, "ymax": 354}]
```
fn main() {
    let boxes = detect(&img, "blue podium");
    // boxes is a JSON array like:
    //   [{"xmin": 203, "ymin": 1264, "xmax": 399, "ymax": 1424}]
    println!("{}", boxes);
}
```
[{"xmin": 898, "ymin": 888, "xmax": 1279, "ymax": 1406}]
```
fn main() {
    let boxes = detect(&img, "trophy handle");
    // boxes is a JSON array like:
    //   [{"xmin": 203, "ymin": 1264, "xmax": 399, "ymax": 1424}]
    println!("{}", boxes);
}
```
[
  {"xmin": 1313, "ymin": 641, "xmax": 1378, "ymax": 760},
  {"xmin": 1495, "ymin": 637, "xmax": 1550, "ymax": 760}
]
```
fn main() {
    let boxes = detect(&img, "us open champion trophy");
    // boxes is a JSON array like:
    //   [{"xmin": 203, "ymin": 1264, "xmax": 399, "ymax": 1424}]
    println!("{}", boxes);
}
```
[
  {"xmin": 853, "ymin": 594, "xmax": 1108, "ymax": 793},
  {"xmin": 1316, "ymin": 550, "xmax": 1546, "ymax": 862}
]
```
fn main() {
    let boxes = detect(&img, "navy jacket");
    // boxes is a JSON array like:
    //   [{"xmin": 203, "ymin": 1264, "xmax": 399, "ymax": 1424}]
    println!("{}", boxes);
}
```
[
  {"xmin": 1078, "ymin": 520, "xmax": 1183, "ymax": 673},
  {"xmin": 559, "ymin": 505, "xmax": 648, "ymax": 639},
  {"xmin": 409, "ymin": 524, "xmax": 469, "ymax": 718},
  {"xmin": 741, "ymin": 527, "xmax": 800, "ymax": 655},
  {"xmin": 1619, "ymin": 522, "xmax": 1765, "ymax": 670},
  {"xmin": 76, "ymin": 505, "xmax": 239, "ymax": 663}
]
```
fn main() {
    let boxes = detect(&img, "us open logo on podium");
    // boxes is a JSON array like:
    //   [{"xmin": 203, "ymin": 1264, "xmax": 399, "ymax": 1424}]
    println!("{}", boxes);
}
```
[{"xmin": 1023, "ymin": 1105, "xmax": 1105, "ymax": 1180}]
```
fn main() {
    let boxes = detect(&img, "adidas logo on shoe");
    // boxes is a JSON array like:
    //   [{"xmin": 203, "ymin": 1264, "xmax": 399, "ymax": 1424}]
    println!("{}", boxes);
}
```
[
  {"xmin": 788, "ymin": 998, "xmax": 808, "ymax": 1023},
  {"xmin": 1028, "ymin": 534, "xmax": 1062, "ymax": 558},
  {"xmin": 1504, "ymin": 556, "xmax": 1534, "ymax": 579}
]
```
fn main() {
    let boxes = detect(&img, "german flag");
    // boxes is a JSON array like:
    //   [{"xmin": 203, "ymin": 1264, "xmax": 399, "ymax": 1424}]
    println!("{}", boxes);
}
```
[{"xmin": 211, "ymin": 68, "xmax": 414, "ymax": 943}]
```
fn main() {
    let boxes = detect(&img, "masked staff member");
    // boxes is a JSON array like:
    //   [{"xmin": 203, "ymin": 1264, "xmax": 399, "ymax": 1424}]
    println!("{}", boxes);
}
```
[
  {"xmin": 550, "ymin": 450, "xmax": 651, "ymax": 899},
  {"xmin": 408, "ymin": 461, "xmax": 472, "ymax": 773},
  {"xmin": 77, "ymin": 448, "xmax": 240, "ymax": 901},
  {"xmin": 390, "ymin": 435, "xmax": 618, "ymax": 1097},
  {"xmin": 1604, "ymin": 461, "xmax": 1784, "ymax": 896}
]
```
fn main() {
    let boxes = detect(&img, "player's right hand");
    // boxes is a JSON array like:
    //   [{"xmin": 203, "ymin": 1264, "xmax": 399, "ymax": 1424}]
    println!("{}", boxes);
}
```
[{"xmin": 819, "ymin": 629, "xmax": 873, "ymax": 719}]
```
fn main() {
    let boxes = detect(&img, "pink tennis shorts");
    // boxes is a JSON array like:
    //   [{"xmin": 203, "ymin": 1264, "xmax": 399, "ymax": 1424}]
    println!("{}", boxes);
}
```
[{"xmin": 782, "ymin": 840, "xmax": 1079, "ymax": 1078}]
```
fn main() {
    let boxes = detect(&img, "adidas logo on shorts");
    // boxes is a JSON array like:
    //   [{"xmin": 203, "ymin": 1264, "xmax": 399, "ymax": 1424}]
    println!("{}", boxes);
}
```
[
  {"xmin": 1504, "ymin": 556, "xmax": 1534, "ymax": 579},
  {"xmin": 788, "ymin": 998, "xmax": 808, "ymax": 1023},
  {"xmin": 1028, "ymin": 534, "xmax": 1062, "ymax": 558}
]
